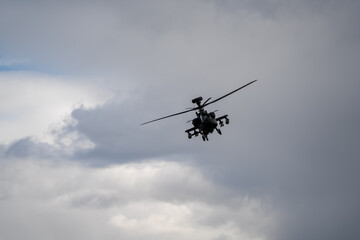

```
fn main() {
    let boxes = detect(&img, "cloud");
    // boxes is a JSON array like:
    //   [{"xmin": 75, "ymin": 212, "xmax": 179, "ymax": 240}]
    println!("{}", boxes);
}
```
[
  {"xmin": 0, "ymin": 71, "xmax": 112, "ymax": 144},
  {"xmin": 0, "ymin": 158, "xmax": 276, "ymax": 240},
  {"xmin": 0, "ymin": 1, "xmax": 360, "ymax": 240},
  {"xmin": 4, "ymin": 137, "xmax": 57, "ymax": 159}
]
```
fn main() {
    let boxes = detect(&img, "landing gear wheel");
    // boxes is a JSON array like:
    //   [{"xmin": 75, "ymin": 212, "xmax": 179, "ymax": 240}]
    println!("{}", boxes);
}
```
[
  {"xmin": 225, "ymin": 118, "xmax": 229, "ymax": 124},
  {"xmin": 202, "ymin": 135, "xmax": 206, "ymax": 141}
]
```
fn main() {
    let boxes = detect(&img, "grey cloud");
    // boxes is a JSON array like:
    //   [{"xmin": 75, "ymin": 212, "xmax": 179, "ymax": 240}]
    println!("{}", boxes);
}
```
[
  {"xmin": 4, "ymin": 137, "xmax": 59, "ymax": 159},
  {"xmin": 0, "ymin": 144, "xmax": 5, "ymax": 156},
  {"xmin": 66, "ymin": 100, "xmax": 194, "ymax": 164},
  {"xmin": 1, "ymin": 0, "xmax": 360, "ymax": 239},
  {"xmin": 51, "ymin": 1, "xmax": 360, "ymax": 238}
]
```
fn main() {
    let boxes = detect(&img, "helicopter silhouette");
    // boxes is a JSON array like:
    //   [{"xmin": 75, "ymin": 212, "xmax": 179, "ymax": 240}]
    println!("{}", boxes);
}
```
[{"xmin": 141, "ymin": 80, "xmax": 257, "ymax": 141}]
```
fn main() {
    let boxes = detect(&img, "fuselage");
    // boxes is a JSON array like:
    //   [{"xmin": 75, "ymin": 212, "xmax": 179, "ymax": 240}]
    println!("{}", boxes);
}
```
[{"xmin": 192, "ymin": 111, "xmax": 218, "ymax": 134}]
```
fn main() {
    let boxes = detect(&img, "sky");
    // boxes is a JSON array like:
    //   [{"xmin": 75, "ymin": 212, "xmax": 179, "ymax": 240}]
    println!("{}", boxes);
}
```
[{"xmin": 0, "ymin": 0, "xmax": 360, "ymax": 239}]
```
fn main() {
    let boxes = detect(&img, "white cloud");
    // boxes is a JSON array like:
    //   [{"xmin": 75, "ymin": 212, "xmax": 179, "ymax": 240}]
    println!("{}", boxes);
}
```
[
  {"xmin": 109, "ymin": 199, "xmax": 273, "ymax": 240},
  {"xmin": 0, "ymin": 71, "xmax": 113, "ymax": 144},
  {"xmin": 0, "ymin": 159, "xmax": 277, "ymax": 240}
]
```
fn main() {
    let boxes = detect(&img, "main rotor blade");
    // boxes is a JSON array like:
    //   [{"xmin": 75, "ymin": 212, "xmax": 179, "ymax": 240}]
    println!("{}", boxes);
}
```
[
  {"xmin": 141, "ymin": 80, "xmax": 257, "ymax": 125},
  {"xmin": 202, "ymin": 80, "xmax": 257, "ymax": 107},
  {"xmin": 140, "ymin": 108, "xmax": 195, "ymax": 125}
]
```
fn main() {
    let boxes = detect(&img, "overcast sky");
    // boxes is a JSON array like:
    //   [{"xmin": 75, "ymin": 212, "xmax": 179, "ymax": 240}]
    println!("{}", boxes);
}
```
[{"xmin": 1, "ymin": 1, "xmax": 360, "ymax": 239}]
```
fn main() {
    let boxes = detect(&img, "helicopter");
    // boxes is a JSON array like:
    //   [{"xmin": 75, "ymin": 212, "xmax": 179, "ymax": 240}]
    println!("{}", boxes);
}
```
[{"xmin": 141, "ymin": 80, "xmax": 257, "ymax": 141}]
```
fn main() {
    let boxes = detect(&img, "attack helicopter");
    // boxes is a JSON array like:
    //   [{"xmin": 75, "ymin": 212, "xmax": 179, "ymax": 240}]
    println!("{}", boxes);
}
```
[{"xmin": 141, "ymin": 80, "xmax": 257, "ymax": 141}]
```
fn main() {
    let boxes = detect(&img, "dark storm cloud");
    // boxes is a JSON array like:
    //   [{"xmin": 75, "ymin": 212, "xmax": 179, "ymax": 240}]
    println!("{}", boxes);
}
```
[
  {"xmin": 1, "ymin": 0, "xmax": 360, "ymax": 239},
  {"xmin": 46, "ymin": 1, "xmax": 360, "ymax": 239},
  {"xmin": 62, "ymin": 97, "xmax": 197, "ymax": 165}
]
